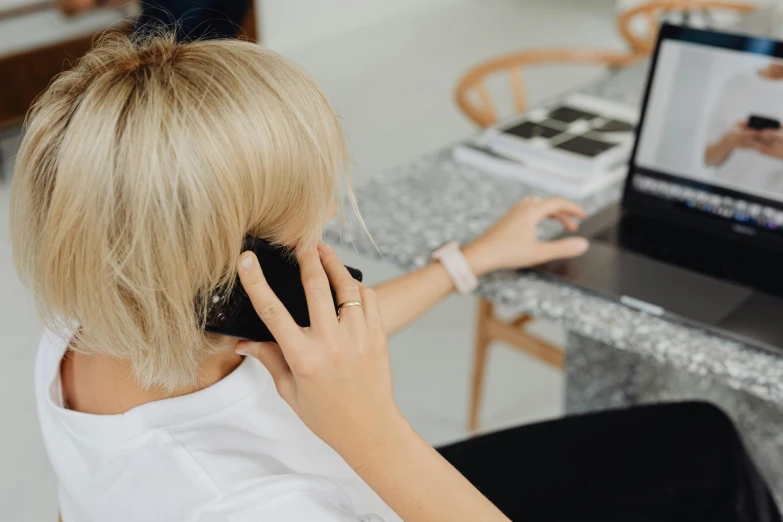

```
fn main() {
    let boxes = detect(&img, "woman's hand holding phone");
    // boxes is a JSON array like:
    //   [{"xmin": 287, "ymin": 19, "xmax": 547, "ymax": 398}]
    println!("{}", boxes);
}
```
[
  {"xmin": 754, "ymin": 128, "xmax": 783, "ymax": 159},
  {"xmin": 234, "ymin": 245, "xmax": 402, "ymax": 459},
  {"xmin": 235, "ymin": 246, "xmax": 509, "ymax": 522}
]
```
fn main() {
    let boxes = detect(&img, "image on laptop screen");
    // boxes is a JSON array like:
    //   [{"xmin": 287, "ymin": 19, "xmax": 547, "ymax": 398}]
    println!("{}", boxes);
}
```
[{"xmin": 632, "ymin": 31, "xmax": 783, "ymax": 232}]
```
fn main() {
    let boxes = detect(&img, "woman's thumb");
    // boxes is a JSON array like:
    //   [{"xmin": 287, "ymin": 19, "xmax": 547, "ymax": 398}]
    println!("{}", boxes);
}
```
[
  {"xmin": 236, "ymin": 341, "xmax": 291, "ymax": 388},
  {"xmin": 536, "ymin": 237, "xmax": 590, "ymax": 264}
]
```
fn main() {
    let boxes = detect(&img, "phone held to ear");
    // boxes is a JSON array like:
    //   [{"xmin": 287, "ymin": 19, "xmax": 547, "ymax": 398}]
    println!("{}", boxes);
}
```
[
  {"xmin": 748, "ymin": 115, "xmax": 781, "ymax": 131},
  {"xmin": 204, "ymin": 237, "xmax": 363, "ymax": 342}
]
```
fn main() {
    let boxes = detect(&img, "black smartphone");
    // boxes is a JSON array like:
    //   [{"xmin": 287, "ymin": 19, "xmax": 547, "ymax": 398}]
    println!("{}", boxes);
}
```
[
  {"xmin": 748, "ymin": 115, "xmax": 781, "ymax": 130},
  {"xmin": 204, "ymin": 237, "xmax": 363, "ymax": 342}
]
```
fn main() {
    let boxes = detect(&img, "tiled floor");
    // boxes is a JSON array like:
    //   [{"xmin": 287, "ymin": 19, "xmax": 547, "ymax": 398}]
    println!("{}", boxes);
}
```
[{"xmin": 0, "ymin": 0, "xmax": 622, "ymax": 519}]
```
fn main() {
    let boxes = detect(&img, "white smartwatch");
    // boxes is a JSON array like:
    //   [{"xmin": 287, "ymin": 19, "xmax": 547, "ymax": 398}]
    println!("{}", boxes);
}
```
[{"xmin": 431, "ymin": 241, "xmax": 479, "ymax": 295}]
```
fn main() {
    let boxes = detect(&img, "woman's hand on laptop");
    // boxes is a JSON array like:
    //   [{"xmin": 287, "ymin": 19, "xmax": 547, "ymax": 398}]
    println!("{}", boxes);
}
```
[{"xmin": 463, "ymin": 196, "xmax": 590, "ymax": 275}]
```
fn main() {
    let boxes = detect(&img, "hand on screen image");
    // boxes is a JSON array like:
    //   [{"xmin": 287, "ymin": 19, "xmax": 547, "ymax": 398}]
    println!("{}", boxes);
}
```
[
  {"xmin": 704, "ymin": 121, "xmax": 763, "ymax": 167},
  {"xmin": 752, "ymin": 128, "xmax": 783, "ymax": 160}
]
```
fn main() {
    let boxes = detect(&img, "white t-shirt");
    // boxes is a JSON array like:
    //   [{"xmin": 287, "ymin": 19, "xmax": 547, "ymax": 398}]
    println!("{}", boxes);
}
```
[
  {"xmin": 34, "ymin": 328, "xmax": 401, "ymax": 522},
  {"xmin": 706, "ymin": 72, "xmax": 783, "ymax": 198}
]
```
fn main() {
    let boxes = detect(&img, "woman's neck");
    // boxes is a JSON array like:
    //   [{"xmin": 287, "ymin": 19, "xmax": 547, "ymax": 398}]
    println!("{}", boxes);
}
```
[{"xmin": 60, "ymin": 339, "xmax": 244, "ymax": 415}]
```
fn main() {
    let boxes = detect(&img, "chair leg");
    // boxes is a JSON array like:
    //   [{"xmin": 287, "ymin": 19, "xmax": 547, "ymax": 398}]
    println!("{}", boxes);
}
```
[
  {"xmin": 468, "ymin": 298, "xmax": 493, "ymax": 432},
  {"xmin": 510, "ymin": 314, "xmax": 533, "ymax": 329}
]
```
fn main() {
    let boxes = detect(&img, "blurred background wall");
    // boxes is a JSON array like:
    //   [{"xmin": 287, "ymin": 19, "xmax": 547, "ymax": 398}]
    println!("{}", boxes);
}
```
[
  {"xmin": 0, "ymin": 0, "xmax": 126, "ymax": 56},
  {"xmin": 260, "ymin": 0, "xmax": 460, "ymax": 49}
]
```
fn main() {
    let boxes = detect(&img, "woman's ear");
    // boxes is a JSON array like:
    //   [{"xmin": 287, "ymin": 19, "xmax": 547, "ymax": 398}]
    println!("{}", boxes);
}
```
[{"xmin": 325, "ymin": 200, "xmax": 338, "ymax": 223}]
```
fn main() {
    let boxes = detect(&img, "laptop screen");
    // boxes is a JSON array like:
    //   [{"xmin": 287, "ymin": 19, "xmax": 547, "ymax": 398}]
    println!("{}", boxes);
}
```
[{"xmin": 627, "ymin": 24, "xmax": 783, "ymax": 241}]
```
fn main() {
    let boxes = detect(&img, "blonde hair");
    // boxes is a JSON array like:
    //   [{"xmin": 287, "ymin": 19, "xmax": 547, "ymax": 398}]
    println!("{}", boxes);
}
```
[{"xmin": 10, "ymin": 33, "xmax": 350, "ymax": 390}]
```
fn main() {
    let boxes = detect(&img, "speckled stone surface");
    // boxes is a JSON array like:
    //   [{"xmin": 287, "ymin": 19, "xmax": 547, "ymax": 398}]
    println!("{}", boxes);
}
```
[
  {"xmin": 324, "ymin": 50, "xmax": 783, "ymax": 499},
  {"xmin": 326, "ymin": 146, "xmax": 783, "ymax": 402}
]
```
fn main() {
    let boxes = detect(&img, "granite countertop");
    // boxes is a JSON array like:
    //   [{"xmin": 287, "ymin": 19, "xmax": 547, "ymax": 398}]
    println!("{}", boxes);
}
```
[{"xmin": 324, "ymin": 58, "xmax": 783, "ymax": 405}]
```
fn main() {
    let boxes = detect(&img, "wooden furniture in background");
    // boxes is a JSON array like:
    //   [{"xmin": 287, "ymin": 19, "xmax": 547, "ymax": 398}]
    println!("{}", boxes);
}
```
[
  {"xmin": 0, "ymin": 1, "xmax": 258, "ymax": 130},
  {"xmin": 0, "ymin": 30, "xmax": 127, "ymax": 131},
  {"xmin": 0, "ymin": 1, "xmax": 135, "ymax": 142},
  {"xmin": 618, "ymin": 0, "xmax": 757, "ymax": 57},
  {"xmin": 455, "ymin": 48, "xmax": 636, "ymax": 128},
  {"xmin": 0, "ymin": 0, "xmax": 55, "ymax": 20},
  {"xmin": 454, "ymin": 48, "xmax": 635, "ymax": 430},
  {"xmin": 0, "ymin": 0, "xmax": 258, "ymax": 182},
  {"xmin": 470, "ymin": 299, "xmax": 565, "ymax": 431},
  {"xmin": 240, "ymin": 1, "xmax": 259, "ymax": 43}
]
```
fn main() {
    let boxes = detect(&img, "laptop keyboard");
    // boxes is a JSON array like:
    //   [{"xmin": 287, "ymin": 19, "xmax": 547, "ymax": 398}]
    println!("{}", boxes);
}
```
[{"xmin": 596, "ymin": 215, "xmax": 783, "ymax": 298}]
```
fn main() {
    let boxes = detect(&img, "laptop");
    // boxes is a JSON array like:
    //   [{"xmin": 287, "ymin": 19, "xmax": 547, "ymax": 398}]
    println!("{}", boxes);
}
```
[{"xmin": 536, "ymin": 23, "xmax": 783, "ymax": 355}]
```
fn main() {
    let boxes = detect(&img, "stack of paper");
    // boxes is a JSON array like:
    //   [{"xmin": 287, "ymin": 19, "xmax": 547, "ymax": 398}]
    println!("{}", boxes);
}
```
[{"xmin": 453, "ymin": 94, "xmax": 640, "ymax": 199}]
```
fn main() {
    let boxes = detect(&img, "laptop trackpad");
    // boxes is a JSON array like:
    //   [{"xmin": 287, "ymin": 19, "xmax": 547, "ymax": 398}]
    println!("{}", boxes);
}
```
[
  {"xmin": 587, "ymin": 243, "xmax": 752, "ymax": 324},
  {"xmin": 718, "ymin": 293, "xmax": 783, "ymax": 349}
]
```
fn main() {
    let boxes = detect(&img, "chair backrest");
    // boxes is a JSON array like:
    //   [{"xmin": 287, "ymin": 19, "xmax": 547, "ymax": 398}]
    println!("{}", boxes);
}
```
[
  {"xmin": 618, "ymin": 0, "xmax": 757, "ymax": 57},
  {"xmin": 454, "ymin": 48, "xmax": 636, "ymax": 128}
]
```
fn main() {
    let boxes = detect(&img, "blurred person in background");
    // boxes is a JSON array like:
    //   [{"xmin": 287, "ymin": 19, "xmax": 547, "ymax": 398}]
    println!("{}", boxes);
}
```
[{"xmin": 55, "ymin": 0, "xmax": 251, "ymax": 40}]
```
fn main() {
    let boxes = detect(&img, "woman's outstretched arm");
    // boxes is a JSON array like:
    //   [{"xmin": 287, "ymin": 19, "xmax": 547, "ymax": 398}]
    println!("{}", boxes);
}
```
[{"xmin": 373, "ymin": 197, "xmax": 590, "ymax": 335}]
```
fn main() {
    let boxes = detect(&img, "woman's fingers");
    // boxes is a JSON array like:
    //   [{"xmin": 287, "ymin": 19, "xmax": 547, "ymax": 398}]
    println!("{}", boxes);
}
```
[
  {"xmin": 318, "ymin": 244, "xmax": 364, "ymax": 323},
  {"xmin": 238, "ymin": 251, "xmax": 304, "ymax": 345},
  {"xmin": 529, "ymin": 198, "xmax": 588, "ymax": 262},
  {"xmin": 535, "ymin": 237, "xmax": 590, "ymax": 264},
  {"xmin": 553, "ymin": 212, "xmax": 580, "ymax": 232},
  {"xmin": 236, "ymin": 341, "xmax": 293, "ymax": 397},
  {"xmin": 534, "ymin": 197, "xmax": 587, "ymax": 221},
  {"xmin": 359, "ymin": 284, "xmax": 384, "ymax": 340},
  {"xmin": 299, "ymin": 248, "xmax": 340, "ymax": 332}
]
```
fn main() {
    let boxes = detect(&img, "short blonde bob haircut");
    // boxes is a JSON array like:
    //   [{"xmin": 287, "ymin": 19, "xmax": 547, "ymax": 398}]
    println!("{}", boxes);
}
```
[{"xmin": 10, "ymin": 32, "xmax": 351, "ymax": 390}]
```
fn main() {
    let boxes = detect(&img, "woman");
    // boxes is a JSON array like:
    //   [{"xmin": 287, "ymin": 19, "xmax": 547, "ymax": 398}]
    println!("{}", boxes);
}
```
[{"xmin": 10, "ymin": 34, "xmax": 778, "ymax": 521}]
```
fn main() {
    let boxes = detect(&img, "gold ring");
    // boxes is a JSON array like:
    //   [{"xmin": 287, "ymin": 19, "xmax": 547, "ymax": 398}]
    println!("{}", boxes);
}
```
[{"xmin": 337, "ymin": 300, "xmax": 363, "ymax": 316}]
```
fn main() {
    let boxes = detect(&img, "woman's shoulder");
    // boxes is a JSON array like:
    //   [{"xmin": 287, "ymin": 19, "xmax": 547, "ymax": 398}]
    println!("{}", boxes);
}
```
[{"xmin": 34, "ymin": 328, "xmax": 72, "ymax": 404}]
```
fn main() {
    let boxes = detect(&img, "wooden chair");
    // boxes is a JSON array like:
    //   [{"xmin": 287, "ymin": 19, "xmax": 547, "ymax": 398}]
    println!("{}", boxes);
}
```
[
  {"xmin": 454, "ymin": 48, "xmax": 635, "ymax": 431},
  {"xmin": 455, "ymin": 48, "xmax": 636, "ymax": 128},
  {"xmin": 618, "ymin": 0, "xmax": 757, "ymax": 57},
  {"xmin": 469, "ymin": 299, "xmax": 566, "ymax": 432}
]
